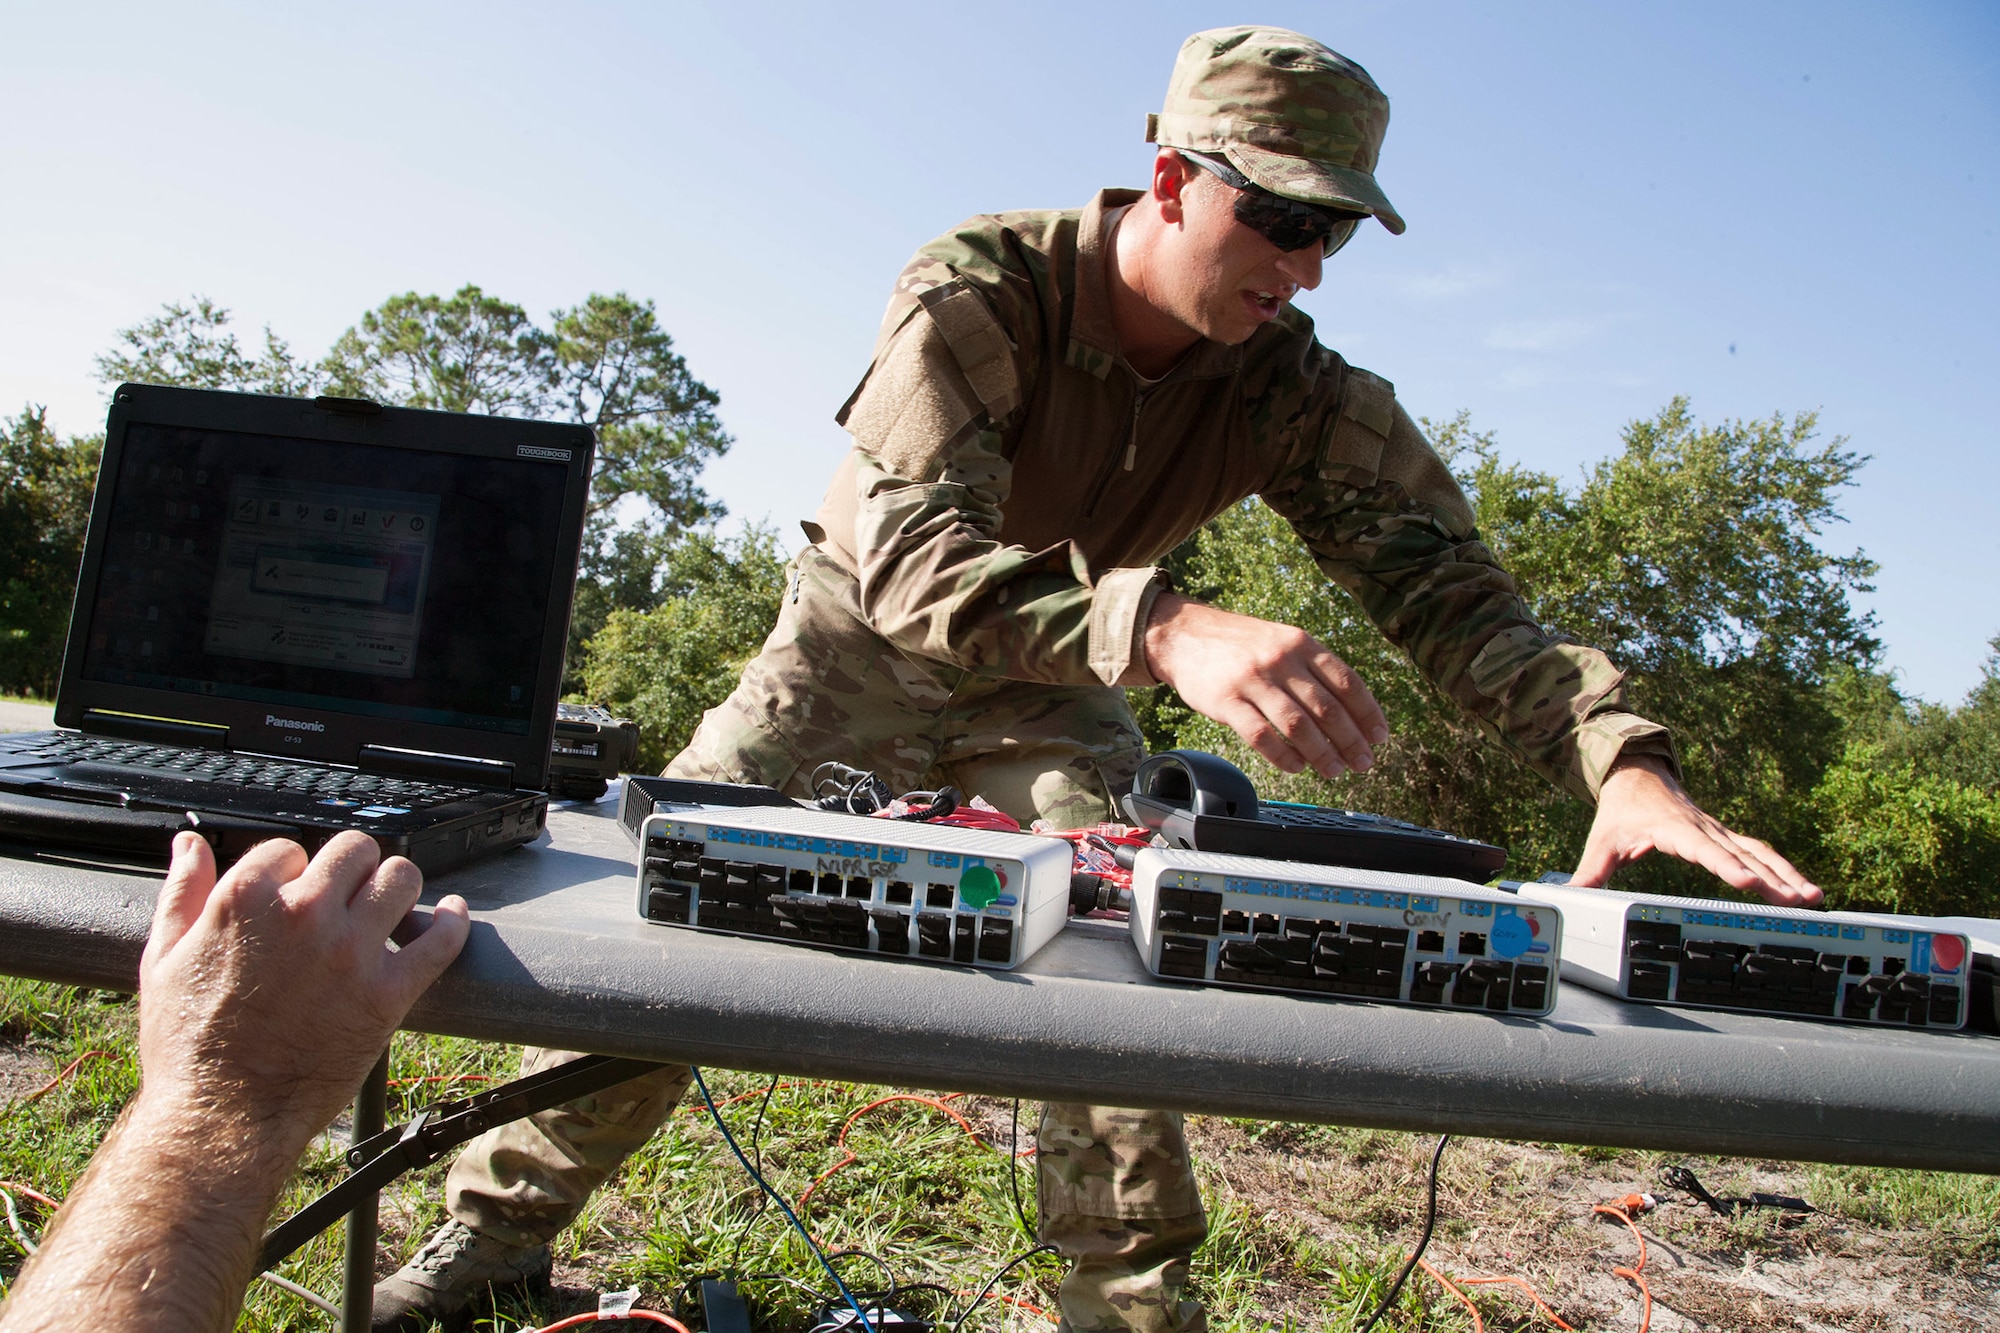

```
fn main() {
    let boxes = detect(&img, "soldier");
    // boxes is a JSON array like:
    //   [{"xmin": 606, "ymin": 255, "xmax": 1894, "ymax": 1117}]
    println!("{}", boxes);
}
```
[{"xmin": 374, "ymin": 25, "xmax": 1819, "ymax": 1332}]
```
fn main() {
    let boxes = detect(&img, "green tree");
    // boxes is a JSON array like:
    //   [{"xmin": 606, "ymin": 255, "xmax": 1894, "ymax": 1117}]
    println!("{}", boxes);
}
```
[
  {"xmin": 95, "ymin": 297, "xmax": 316, "ymax": 395},
  {"xmin": 580, "ymin": 526, "xmax": 786, "ymax": 772},
  {"xmin": 319, "ymin": 286, "xmax": 730, "ymax": 525},
  {"xmin": 1809, "ymin": 742, "xmax": 2000, "ymax": 917},
  {"xmin": 320, "ymin": 284, "xmax": 552, "ymax": 416},
  {"xmin": 0, "ymin": 407, "xmax": 103, "ymax": 697},
  {"xmin": 547, "ymin": 293, "xmax": 729, "ymax": 531},
  {"xmin": 1827, "ymin": 640, "xmax": 2000, "ymax": 796}
]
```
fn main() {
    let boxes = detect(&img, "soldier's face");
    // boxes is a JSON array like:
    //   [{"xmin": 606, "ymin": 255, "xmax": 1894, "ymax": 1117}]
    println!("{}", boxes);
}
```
[{"xmin": 1164, "ymin": 170, "xmax": 1324, "ymax": 345}]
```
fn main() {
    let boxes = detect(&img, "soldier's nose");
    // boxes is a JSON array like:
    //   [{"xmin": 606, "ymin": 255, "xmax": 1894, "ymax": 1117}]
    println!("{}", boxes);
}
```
[{"xmin": 1276, "ymin": 246, "xmax": 1323, "ymax": 292}]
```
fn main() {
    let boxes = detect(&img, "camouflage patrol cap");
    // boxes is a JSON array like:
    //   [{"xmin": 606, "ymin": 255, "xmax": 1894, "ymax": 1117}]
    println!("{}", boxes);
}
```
[{"xmin": 1146, "ymin": 26, "xmax": 1406, "ymax": 235}]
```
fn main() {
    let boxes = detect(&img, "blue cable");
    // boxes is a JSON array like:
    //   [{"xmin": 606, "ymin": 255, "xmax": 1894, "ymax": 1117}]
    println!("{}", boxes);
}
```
[{"xmin": 691, "ymin": 1066, "xmax": 872, "ymax": 1328}]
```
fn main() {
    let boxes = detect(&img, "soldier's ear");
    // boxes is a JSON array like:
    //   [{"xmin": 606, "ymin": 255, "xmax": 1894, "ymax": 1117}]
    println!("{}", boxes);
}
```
[{"xmin": 1153, "ymin": 149, "xmax": 1192, "ymax": 222}]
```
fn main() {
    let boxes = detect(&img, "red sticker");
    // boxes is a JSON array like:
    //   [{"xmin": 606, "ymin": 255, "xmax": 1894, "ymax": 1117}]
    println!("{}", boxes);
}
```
[{"xmin": 1931, "ymin": 934, "xmax": 1966, "ymax": 972}]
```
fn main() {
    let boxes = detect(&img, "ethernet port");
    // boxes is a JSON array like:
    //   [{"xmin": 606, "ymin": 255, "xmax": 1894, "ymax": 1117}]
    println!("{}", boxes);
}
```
[
  {"xmin": 1416, "ymin": 930, "xmax": 1445, "ymax": 953},
  {"xmin": 845, "ymin": 875, "xmax": 873, "ymax": 899},
  {"xmin": 886, "ymin": 880, "xmax": 915, "ymax": 906},
  {"xmin": 789, "ymin": 868, "xmax": 815, "ymax": 894},
  {"xmin": 1458, "ymin": 931, "xmax": 1487, "ymax": 957},
  {"xmin": 818, "ymin": 872, "xmax": 843, "ymax": 895},
  {"xmin": 926, "ymin": 883, "xmax": 956, "ymax": 909},
  {"xmin": 1882, "ymin": 956, "xmax": 1905, "ymax": 975}
]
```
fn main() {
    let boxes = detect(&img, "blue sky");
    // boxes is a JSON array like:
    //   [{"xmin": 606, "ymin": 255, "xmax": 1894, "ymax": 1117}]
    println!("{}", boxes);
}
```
[{"xmin": 4, "ymin": 1, "xmax": 1995, "ymax": 703}]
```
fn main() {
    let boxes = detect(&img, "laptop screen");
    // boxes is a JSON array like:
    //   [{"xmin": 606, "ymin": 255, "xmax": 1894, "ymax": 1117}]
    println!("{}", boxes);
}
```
[
  {"xmin": 76, "ymin": 421, "xmax": 570, "ymax": 737},
  {"xmin": 56, "ymin": 386, "xmax": 595, "ymax": 785}
]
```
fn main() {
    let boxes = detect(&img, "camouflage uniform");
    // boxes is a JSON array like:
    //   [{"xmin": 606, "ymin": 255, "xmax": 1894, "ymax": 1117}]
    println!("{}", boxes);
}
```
[{"xmin": 444, "ymin": 27, "xmax": 1678, "ymax": 1333}]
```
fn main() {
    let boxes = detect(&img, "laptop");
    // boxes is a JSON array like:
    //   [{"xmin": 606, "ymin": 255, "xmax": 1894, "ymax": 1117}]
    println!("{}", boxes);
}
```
[{"xmin": 0, "ymin": 383, "xmax": 594, "ymax": 874}]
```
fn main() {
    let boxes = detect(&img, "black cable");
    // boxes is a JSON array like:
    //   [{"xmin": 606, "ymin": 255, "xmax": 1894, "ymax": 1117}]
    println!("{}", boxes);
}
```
[
  {"xmin": 723, "ymin": 1074, "xmax": 783, "ymax": 1269},
  {"xmin": 950, "ymin": 1243, "xmax": 1059, "ymax": 1333},
  {"xmin": 1351, "ymin": 1134, "xmax": 1451, "ymax": 1333},
  {"xmin": 894, "ymin": 787, "xmax": 961, "ymax": 822},
  {"xmin": 823, "ymin": 1249, "xmax": 899, "ymax": 1305},
  {"xmin": 692, "ymin": 1068, "xmax": 871, "ymax": 1325},
  {"xmin": 1006, "ymin": 1099, "xmax": 1034, "ymax": 1238}
]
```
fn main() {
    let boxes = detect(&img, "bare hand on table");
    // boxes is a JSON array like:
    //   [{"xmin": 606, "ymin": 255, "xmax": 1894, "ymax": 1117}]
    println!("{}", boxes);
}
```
[
  {"xmin": 0, "ymin": 832, "xmax": 470, "ymax": 1333},
  {"xmin": 1574, "ymin": 754, "xmax": 1822, "ymax": 907}
]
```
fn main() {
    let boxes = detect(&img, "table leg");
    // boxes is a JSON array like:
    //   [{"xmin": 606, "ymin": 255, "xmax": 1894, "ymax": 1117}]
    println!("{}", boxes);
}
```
[{"xmin": 340, "ymin": 1049, "xmax": 390, "ymax": 1333}]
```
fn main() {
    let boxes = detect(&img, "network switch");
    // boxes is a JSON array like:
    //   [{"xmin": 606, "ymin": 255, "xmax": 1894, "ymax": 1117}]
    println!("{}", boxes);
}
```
[
  {"xmin": 1128, "ymin": 848, "xmax": 1562, "ymax": 1016},
  {"xmin": 1515, "ymin": 883, "xmax": 1972, "ymax": 1029},
  {"xmin": 635, "ymin": 806, "xmax": 1074, "ymax": 970}
]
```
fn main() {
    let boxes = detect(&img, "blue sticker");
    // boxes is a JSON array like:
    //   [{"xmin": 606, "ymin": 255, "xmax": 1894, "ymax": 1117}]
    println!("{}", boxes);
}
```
[{"xmin": 1491, "ymin": 914, "xmax": 1532, "ymax": 959}]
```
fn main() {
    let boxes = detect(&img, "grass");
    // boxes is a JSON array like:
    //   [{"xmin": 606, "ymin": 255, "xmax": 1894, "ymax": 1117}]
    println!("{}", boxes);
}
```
[{"xmin": 4, "ymin": 977, "xmax": 1997, "ymax": 1331}]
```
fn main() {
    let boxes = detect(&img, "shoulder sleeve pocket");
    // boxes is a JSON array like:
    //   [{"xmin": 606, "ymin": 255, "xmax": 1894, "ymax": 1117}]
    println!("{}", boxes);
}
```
[
  {"xmin": 1318, "ymin": 366, "xmax": 1396, "ymax": 486},
  {"xmin": 918, "ymin": 279, "xmax": 1022, "ymax": 423}
]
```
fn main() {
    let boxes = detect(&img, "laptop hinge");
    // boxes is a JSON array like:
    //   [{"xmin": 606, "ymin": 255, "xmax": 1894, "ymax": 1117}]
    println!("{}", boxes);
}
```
[
  {"xmin": 82, "ymin": 710, "xmax": 229, "ymax": 750},
  {"xmin": 358, "ymin": 745, "xmax": 516, "ymax": 790}
]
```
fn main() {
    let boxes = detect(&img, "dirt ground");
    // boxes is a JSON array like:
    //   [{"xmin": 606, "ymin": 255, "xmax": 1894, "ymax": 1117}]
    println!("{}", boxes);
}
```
[{"xmin": 1177, "ymin": 1116, "xmax": 2000, "ymax": 1332}]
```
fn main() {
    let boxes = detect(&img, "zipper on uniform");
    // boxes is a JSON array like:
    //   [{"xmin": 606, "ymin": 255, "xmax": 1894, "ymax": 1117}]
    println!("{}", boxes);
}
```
[{"xmin": 1084, "ymin": 386, "xmax": 1149, "ymax": 517}]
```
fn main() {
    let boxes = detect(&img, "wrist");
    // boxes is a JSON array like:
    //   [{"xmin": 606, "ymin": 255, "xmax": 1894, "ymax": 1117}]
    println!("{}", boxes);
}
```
[
  {"xmin": 1141, "ymin": 590, "xmax": 1192, "ymax": 683},
  {"xmin": 124, "ymin": 1081, "xmax": 318, "ymax": 1199},
  {"xmin": 1602, "ymin": 750, "xmax": 1677, "ymax": 791}
]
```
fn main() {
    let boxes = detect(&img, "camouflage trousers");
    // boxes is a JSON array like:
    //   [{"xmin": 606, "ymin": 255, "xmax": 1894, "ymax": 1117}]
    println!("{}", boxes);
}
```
[{"xmin": 445, "ymin": 549, "xmax": 1207, "ymax": 1332}]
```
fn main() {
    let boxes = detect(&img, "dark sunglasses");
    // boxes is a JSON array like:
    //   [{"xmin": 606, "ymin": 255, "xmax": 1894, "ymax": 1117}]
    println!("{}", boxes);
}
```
[{"xmin": 1182, "ymin": 152, "xmax": 1367, "ymax": 258}]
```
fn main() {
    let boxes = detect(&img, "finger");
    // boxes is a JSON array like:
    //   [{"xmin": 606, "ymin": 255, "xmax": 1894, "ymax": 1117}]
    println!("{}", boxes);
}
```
[
  {"xmin": 1296, "ymin": 686, "xmax": 1375, "ymax": 776},
  {"xmin": 1724, "ymin": 832, "xmax": 1822, "ymax": 907},
  {"xmin": 146, "ymin": 832, "xmax": 218, "ymax": 966},
  {"xmin": 1210, "ymin": 694, "xmax": 1315, "ymax": 776},
  {"xmin": 208, "ymin": 836, "xmax": 310, "ymax": 916},
  {"xmin": 1655, "ymin": 823, "xmax": 1771, "ymax": 897},
  {"xmin": 383, "ymin": 895, "xmax": 471, "ymax": 1004},
  {"xmin": 284, "ymin": 830, "xmax": 384, "ymax": 912},
  {"xmin": 1260, "ymin": 650, "xmax": 1377, "ymax": 776},
  {"xmin": 1306, "ymin": 651, "xmax": 1388, "ymax": 748},
  {"xmin": 351, "ymin": 854, "xmax": 426, "ymax": 939},
  {"xmin": 1570, "ymin": 823, "xmax": 1645, "ymax": 888},
  {"xmin": 1243, "ymin": 681, "xmax": 1351, "ymax": 779}
]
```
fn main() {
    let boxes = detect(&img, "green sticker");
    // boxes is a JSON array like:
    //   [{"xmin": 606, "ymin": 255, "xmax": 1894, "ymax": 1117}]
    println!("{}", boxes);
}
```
[{"xmin": 959, "ymin": 864, "xmax": 1001, "ymax": 910}]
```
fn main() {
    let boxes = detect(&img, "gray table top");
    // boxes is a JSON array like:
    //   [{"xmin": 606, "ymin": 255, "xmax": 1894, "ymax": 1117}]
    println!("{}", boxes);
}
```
[{"xmin": 3, "ymin": 796, "xmax": 1995, "ymax": 1174}]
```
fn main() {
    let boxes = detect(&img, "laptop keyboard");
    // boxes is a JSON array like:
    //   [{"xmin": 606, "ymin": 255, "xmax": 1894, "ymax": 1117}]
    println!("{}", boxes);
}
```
[{"xmin": 11, "ymin": 735, "xmax": 480, "ymax": 810}]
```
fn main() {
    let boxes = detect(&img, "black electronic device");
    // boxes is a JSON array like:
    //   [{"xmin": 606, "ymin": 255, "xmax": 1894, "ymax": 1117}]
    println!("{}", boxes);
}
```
[
  {"xmin": 545, "ymin": 702, "xmax": 639, "ymax": 801},
  {"xmin": 616, "ymin": 773, "xmax": 797, "ymax": 846},
  {"xmin": 0, "ymin": 384, "xmax": 594, "ymax": 873},
  {"xmin": 1121, "ymin": 750, "xmax": 1507, "ymax": 880}
]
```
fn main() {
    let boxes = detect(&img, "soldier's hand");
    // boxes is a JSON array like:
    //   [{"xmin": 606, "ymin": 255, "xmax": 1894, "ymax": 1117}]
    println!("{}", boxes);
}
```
[
  {"xmin": 1142, "ymin": 592, "xmax": 1387, "ymax": 780},
  {"xmin": 1573, "ymin": 755, "xmax": 1822, "ymax": 907}
]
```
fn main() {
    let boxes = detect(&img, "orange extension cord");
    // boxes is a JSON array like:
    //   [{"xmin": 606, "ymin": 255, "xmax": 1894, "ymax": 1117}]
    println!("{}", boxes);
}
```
[
  {"xmin": 3, "ymin": 1049, "xmax": 116, "ymax": 1112},
  {"xmin": 1411, "ymin": 1196, "xmax": 1653, "ymax": 1333},
  {"xmin": 790, "ymin": 1089, "xmax": 1053, "ymax": 1323}
]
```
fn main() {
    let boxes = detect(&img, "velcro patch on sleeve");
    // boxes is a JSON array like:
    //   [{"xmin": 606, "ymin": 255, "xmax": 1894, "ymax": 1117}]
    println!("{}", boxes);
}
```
[
  {"xmin": 842, "ymin": 316, "xmax": 983, "ymax": 482},
  {"xmin": 918, "ymin": 280, "xmax": 1022, "ymax": 423},
  {"xmin": 1319, "ymin": 366, "xmax": 1396, "ymax": 484}
]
